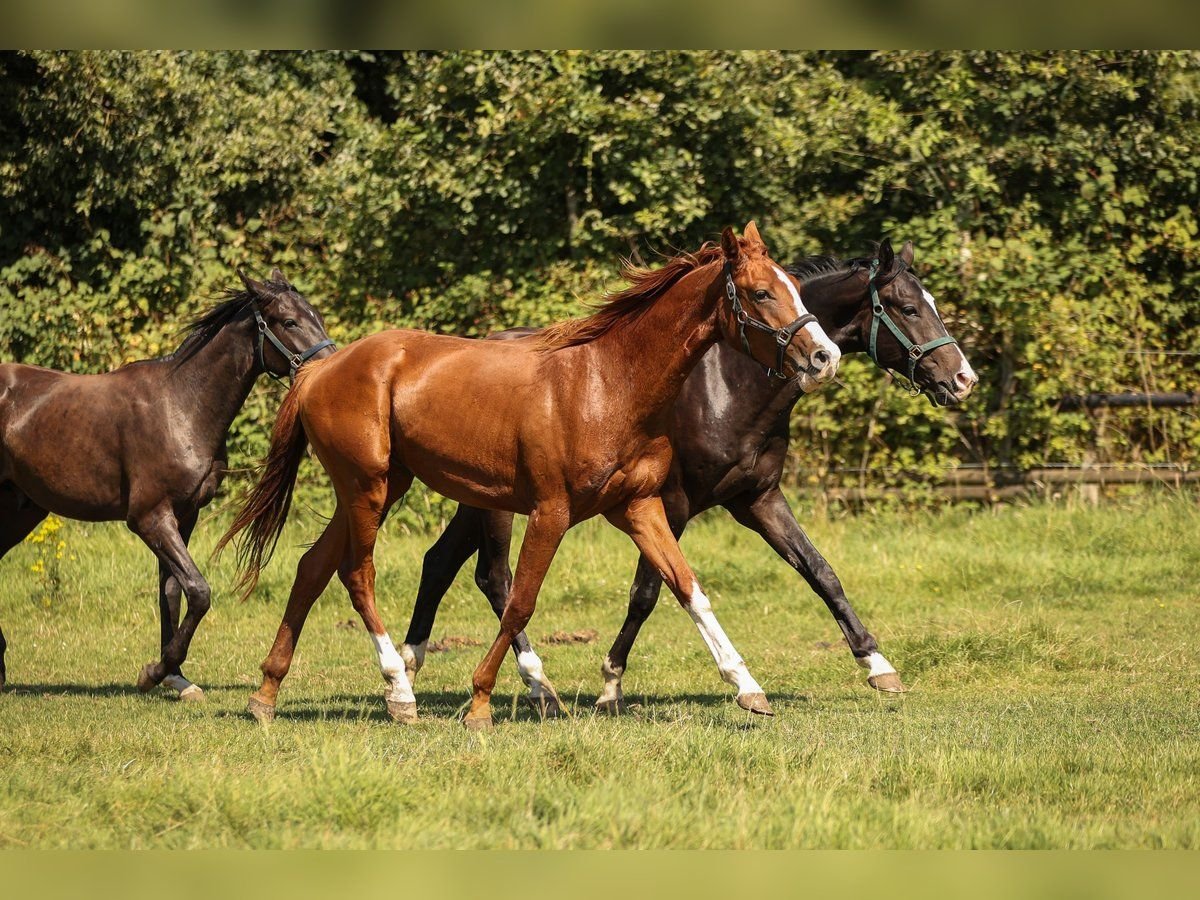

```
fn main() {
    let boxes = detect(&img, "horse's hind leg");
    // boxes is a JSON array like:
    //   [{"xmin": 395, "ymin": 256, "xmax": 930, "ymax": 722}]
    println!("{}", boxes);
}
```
[
  {"xmin": 247, "ymin": 507, "xmax": 349, "ymax": 723},
  {"xmin": 0, "ymin": 492, "xmax": 49, "ymax": 691},
  {"xmin": 401, "ymin": 503, "xmax": 484, "ymax": 685},
  {"xmin": 336, "ymin": 471, "xmax": 418, "ymax": 723}
]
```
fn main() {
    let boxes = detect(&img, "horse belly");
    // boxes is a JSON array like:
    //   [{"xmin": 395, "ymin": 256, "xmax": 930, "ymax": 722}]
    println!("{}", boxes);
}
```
[
  {"xmin": 395, "ymin": 417, "xmax": 527, "ymax": 513},
  {"xmin": 387, "ymin": 344, "xmax": 541, "ymax": 513}
]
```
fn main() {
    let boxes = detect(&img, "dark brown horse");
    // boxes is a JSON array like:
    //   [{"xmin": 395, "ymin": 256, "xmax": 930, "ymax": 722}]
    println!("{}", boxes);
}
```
[
  {"xmin": 397, "ymin": 239, "xmax": 978, "ymax": 713},
  {"xmin": 0, "ymin": 270, "xmax": 334, "ymax": 698},
  {"xmin": 220, "ymin": 223, "xmax": 840, "ymax": 729}
]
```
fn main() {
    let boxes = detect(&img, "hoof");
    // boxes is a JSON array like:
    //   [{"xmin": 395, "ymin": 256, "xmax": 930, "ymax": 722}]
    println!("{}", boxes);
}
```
[
  {"xmin": 525, "ymin": 694, "xmax": 564, "ymax": 720},
  {"xmin": 736, "ymin": 692, "xmax": 775, "ymax": 716},
  {"xmin": 178, "ymin": 684, "xmax": 206, "ymax": 703},
  {"xmin": 463, "ymin": 713, "xmax": 494, "ymax": 732},
  {"xmin": 247, "ymin": 695, "xmax": 276, "ymax": 725},
  {"xmin": 386, "ymin": 699, "xmax": 418, "ymax": 724},
  {"xmin": 868, "ymin": 672, "xmax": 908, "ymax": 693},
  {"xmin": 136, "ymin": 663, "xmax": 162, "ymax": 694},
  {"xmin": 594, "ymin": 697, "xmax": 626, "ymax": 716}
]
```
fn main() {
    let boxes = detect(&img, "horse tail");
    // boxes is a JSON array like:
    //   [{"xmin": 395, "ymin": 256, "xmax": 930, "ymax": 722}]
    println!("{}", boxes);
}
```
[{"xmin": 217, "ymin": 365, "xmax": 318, "ymax": 601}]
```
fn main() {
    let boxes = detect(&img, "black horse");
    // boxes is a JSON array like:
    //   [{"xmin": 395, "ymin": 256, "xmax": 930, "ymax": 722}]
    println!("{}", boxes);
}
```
[
  {"xmin": 0, "ymin": 269, "xmax": 334, "ymax": 699},
  {"xmin": 396, "ymin": 240, "xmax": 978, "ymax": 713}
]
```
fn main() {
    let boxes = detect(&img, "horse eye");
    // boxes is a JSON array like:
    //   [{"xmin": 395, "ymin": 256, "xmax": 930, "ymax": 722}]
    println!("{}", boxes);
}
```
[
  {"xmin": 902, "ymin": 306, "xmax": 918, "ymax": 317},
  {"xmin": 754, "ymin": 290, "xmax": 771, "ymax": 301},
  {"xmin": 284, "ymin": 319, "xmax": 299, "ymax": 329}
]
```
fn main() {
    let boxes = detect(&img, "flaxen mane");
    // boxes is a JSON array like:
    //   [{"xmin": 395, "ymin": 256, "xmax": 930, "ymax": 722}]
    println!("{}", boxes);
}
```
[{"xmin": 537, "ymin": 243, "xmax": 727, "ymax": 350}]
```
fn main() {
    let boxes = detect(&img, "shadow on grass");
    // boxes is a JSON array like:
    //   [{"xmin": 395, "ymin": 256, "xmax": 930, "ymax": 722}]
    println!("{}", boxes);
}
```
[
  {"xmin": 1, "ymin": 682, "xmax": 248, "ymax": 698},
  {"xmin": 208, "ymin": 689, "xmax": 815, "ymax": 726}
]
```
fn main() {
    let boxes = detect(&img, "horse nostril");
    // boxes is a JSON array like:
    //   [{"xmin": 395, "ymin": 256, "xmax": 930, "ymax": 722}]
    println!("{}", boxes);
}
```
[
  {"xmin": 812, "ymin": 349, "xmax": 830, "ymax": 368},
  {"xmin": 954, "ymin": 371, "xmax": 976, "ymax": 393}
]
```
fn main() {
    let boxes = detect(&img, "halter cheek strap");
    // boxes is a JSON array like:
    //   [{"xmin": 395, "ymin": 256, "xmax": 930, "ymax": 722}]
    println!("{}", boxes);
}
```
[
  {"xmin": 866, "ymin": 259, "xmax": 958, "ymax": 390},
  {"xmin": 725, "ymin": 262, "xmax": 818, "ymax": 380},
  {"xmin": 253, "ymin": 306, "xmax": 336, "ymax": 380}
]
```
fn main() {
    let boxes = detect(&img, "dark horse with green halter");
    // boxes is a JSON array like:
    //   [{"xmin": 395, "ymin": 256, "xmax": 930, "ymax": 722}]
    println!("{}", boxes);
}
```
[
  {"xmin": 867, "ymin": 257, "xmax": 960, "ymax": 391},
  {"xmin": 0, "ymin": 269, "xmax": 334, "ymax": 699},
  {"xmin": 397, "ymin": 238, "xmax": 978, "ymax": 713}
]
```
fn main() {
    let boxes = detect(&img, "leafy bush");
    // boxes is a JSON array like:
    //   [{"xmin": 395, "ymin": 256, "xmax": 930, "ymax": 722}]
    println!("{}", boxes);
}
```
[{"xmin": 3, "ymin": 51, "xmax": 1198, "ymax": 527}]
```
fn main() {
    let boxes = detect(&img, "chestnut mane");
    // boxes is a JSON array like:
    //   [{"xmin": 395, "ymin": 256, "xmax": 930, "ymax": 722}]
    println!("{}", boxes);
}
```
[{"xmin": 537, "ymin": 243, "xmax": 726, "ymax": 350}]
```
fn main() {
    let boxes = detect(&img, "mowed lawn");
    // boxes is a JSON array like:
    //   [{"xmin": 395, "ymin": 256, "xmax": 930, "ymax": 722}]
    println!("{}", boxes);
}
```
[{"xmin": 1, "ymin": 494, "xmax": 1197, "ymax": 848}]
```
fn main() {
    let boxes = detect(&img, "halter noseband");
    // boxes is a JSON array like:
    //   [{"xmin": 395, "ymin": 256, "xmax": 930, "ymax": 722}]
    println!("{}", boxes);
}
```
[
  {"xmin": 724, "ymin": 262, "xmax": 818, "ymax": 380},
  {"xmin": 252, "ymin": 306, "xmax": 335, "ymax": 380},
  {"xmin": 866, "ymin": 259, "xmax": 958, "ymax": 392}
]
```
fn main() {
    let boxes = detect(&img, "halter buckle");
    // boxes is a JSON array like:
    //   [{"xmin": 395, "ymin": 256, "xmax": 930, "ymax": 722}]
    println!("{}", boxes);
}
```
[{"xmin": 910, "ymin": 345, "xmax": 924, "ymax": 359}]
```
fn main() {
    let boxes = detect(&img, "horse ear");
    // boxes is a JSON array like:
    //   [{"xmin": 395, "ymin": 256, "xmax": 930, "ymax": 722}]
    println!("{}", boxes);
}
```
[
  {"xmin": 721, "ymin": 226, "xmax": 741, "ymax": 264},
  {"xmin": 742, "ymin": 220, "xmax": 763, "ymax": 245},
  {"xmin": 238, "ymin": 267, "xmax": 267, "ymax": 297},
  {"xmin": 877, "ymin": 239, "xmax": 895, "ymax": 273},
  {"xmin": 270, "ymin": 268, "xmax": 288, "ymax": 286},
  {"xmin": 898, "ymin": 240, "xmax": 914, "ymax": 267}
]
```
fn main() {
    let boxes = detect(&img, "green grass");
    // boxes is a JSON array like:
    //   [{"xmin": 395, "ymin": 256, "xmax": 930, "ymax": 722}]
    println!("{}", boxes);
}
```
[{"xmin": 1, "ymin": 495, "xmax": 1198, "ymax": 848}]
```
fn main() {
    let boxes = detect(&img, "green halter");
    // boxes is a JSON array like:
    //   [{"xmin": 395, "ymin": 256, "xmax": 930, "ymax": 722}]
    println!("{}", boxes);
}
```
[{"xmin": 866, "ymin": 259, "xmax": 959, "ymax": 389}]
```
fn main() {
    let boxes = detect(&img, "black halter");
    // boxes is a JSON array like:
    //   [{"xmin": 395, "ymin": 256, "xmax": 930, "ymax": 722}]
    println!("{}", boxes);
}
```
[
  {"xmin": 252, "ymin": 306, "xmax": 335, "ymax": 380},
  {"xmin": 724, "ymin": 262, "xmax": 818, "ymax": 380}
]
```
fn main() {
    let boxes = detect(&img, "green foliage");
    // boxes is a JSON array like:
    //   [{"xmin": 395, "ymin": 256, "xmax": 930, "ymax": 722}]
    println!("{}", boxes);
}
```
[{"xmin": 4, "ymin": 51, "xmax": 1199, "ymax": 512}]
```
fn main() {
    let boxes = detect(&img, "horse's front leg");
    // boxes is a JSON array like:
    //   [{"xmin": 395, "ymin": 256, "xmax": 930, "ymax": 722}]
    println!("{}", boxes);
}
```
[
  {"xmin": 465, "ymin": 505, "xmax": 568, "ymax": 731},
  {"xmin": 606, "ymin": 495, "xmax": 772, "ymax": 715},
  {"xmin": 724, "ymin": 487, "xmax": 904, "ymax": 693},
  {"xmin": 156, "ymin": 513, "xmax": 205, "ymax": 702},
  {"xmin": 131, "ymin": 507, "xmax": 213, "ymax": 696},
  {"xmin": 473, "ymin": 508, "xmax": 560, "ymax": 718}
]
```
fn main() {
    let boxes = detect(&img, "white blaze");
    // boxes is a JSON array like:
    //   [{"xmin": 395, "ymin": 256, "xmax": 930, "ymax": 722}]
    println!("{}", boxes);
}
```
[
  {"xmin": 921, "ymin": 287, "xmax": 976, "ymax": 388},
  {"xmin": 771, "ymin": 265, "xmax": 840, "ymax": 370}
]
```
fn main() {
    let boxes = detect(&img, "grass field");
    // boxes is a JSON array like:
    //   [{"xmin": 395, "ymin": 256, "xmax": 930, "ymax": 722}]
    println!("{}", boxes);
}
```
[{"xmin": 1, "ymin": 494, "xmax": 1198, "ymax": 848}]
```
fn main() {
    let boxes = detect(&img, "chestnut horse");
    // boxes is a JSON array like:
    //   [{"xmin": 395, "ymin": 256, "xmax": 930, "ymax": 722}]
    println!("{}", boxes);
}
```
[
  {"xmin": 0, "ymin": 269, "xmax": 334, "ymax": 699},
  {"xmin": 399, "ymin": 239, "xmax": 978, "ymax": 713},
  {"xmin": 220, "ymin": 223, "xmax": 840, "ymax": 729}
]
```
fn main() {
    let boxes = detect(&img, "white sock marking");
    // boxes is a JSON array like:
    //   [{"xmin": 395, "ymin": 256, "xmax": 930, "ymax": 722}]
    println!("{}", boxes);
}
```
[
  {"xmin": 517, "ymin": 649, "xmax": 553, "ymax": 700},
  {"xmin": 161, "ymin": 673, "xmax": 201, "ymax": 699},
  {"xmin": 596, "ymin": 655, "xmax": 624, "ymax": 707},
  {"xmin": 857, "ymin": 651, "xmax": 897, "ymax": 678},
  {"xmin": 370, "ymin": 632, "xmax": 415, "ymax": 703},
  {"xmin": 685, "ymin": 581, "xmax": 764, "ymax": 697},
  {"xmin": 400, "ymin": 641, "xmax": 426, "ymax": 681}
]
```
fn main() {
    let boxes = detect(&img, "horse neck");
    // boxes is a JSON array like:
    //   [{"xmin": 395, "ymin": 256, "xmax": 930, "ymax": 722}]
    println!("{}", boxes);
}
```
[
  {"xmin": 805, "ymin": 269, "xmax": 870, "ymax": 355},
  {"xmin": 167, "ymin": 314, "xmax": 262, "ymax": 451},
  {"xmin": 590, "ymin": 264, "xmax": 723, "ymax": 425},
  {"xmin": 711, "ymin": 269, "xmax": 872, "ymax": 440}
]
